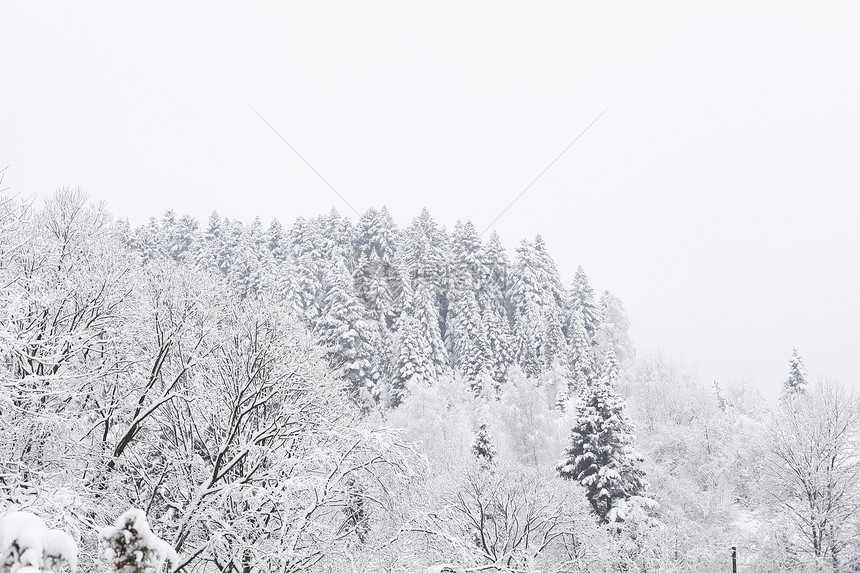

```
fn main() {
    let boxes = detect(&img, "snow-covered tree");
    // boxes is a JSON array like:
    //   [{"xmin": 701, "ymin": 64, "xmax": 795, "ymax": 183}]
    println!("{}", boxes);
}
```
[
  {"xmin": 558, "ymin": 367, "xmax": 648, "ymax": 523},
  {"xmin": 353, "ymin": 207, "xmax": 400, "ymax": 327},
  {"xmin": 317, "ymin": 261, "xmax": 381, "ymax": 406},
  {"xmin": 392, "ymin": 302, "xmax": 431, "ymax": 407},
  {"xmin": 494, "ymin": 367, "xmax": 561, "ymax": 469},
  {"xmin": 471, "ymin": 423, "xmax": 497, "ymax": 468},
  {"xmin": 566, "ymin": 265, "xmax": 601, "ymax": 342},
  {"xmin": 781, "ymin": 346, "xmax": 809, "ymax": 404},
  {"xmin": 412, "ymin": 280, "xmax": 450, "ymax": 379},
  {"xmin": 505, "ymin": 236, "xmax": 567, "ymax": 378},
  {"xmin": 99, "ymin": 509, "xmax": 176, "ymax": 573},
  {"xmin": 766, "ymin": 380, "xmax": 860, "ymax": 571},
  {"xmin": 0, "ymin": 512, "xmax": 77, "ymax": 573},
  {"xmin": 601, "ymin": 347, "xmax": 621, "ymax": 387},
  {"xmin": 447, "ymin": 287, "xmax": 489, "ymax": 394},
  {"xmin": 567, "ymin": 309, "xmax": 598, "ymax": 391}
]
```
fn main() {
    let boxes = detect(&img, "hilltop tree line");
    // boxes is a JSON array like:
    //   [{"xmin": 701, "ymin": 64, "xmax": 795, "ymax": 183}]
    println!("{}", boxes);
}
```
[{"xmin": 125, "ymin": 204, "xmax": 633, "ymax": 410}]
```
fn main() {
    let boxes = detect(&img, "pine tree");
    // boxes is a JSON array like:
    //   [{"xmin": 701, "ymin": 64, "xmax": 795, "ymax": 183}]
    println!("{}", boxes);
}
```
[
  {"xmin": 403, "ymin": 208, "xmax": 450, "ymax": 297},
  {"xmin": 283, "ymin": 217, "xmax": 326, "ymax": 326},
  {"xmin": 448, "ymin": 287, "xmax": 490, "ymax": 394},
  {"xmin": 317, "ymin": 261, "xmax": 381, "ymax": 407},
  {"xmin": 601, "ymin": 347, "xmax": 621, "ymax": 387},
  {"xmin": 472, "ymin": 422, "xmax": 497, "ymax": 468},
  {"xmin": 557, "ymin": 361, "xmax": 646, "ymax": 523},
  {"xmin": 541, "ymin": 307, "xmax": 567, "ymax": 369},
  {"xmin": 480, "ymin": 231, "xmax": 510, "ymax": 315},
  {"xmin": 481, "ymin": 302, "xmax": 513, "ymax": 390},
  {"xmin": 568, "ymin": 309, "xmax": 597, "ymax": 391},
  {"xmin": 391, "ymin": 285, "xmax": 431, "ymax": 407},
  {"xmin": 100, "ymin": 509, "xmax": 175, "ymax": 573},
  {"xmin": 353, "ymin": 208, "xmax": 400, "ymax": 328},
  {"xmin": 267, "ymin": 219, "xmax": 288, "ymax": 262},
  {"xmin": 566, "ymin": 266, "xmax": 600, "ymax": 341},
  {"xmin": 412, "ymin": 280, "xmax": 450, "ymax": 379},
  {"xmin": 533, "ymin": 235, "xmax": 566, "ymax": 309},
  {"xmin": 447, "ymin": 221, "xmax": 493, "ymax": 392},
  {"xmin": 451, "ymin": 221, "xmax": 484, "ymax": 289},
  {"xmin": 781, "ymin": 347, "xmax": 809, "ymax": 403},
  {"xmin": 507, "ymin": 240, "xmax": 546, "ymax": 377},
  {"xmin": 506, "ymin": 237, "xmax": 567, "ymax": 377}
]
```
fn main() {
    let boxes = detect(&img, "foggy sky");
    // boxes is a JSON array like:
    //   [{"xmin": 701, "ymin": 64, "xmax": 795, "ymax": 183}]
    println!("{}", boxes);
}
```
[{"xmin": 2, "ymin": 1, "xmax": 859, "ymax": 401}]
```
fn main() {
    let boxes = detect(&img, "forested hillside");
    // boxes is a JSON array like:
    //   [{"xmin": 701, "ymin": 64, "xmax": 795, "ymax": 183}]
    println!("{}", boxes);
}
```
[{"xmin": 1, "ymin": 189, "xmax": 858, "ymax": 573}]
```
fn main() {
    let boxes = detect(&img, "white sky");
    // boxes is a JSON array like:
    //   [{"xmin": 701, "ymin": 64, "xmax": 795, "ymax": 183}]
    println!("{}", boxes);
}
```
[{"xmin": 2, "ymin": 1, "xmax": 859, "ymax": 401}]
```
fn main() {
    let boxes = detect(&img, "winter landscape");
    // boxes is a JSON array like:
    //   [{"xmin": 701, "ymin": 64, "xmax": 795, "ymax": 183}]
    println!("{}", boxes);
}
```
[
  {"xmin": 0, "ymin": 194, "xmax": 857, "ymax": 573},
  {"xmin": 3, "ymin": 2, "xmax": 860, "ymax": 573}
]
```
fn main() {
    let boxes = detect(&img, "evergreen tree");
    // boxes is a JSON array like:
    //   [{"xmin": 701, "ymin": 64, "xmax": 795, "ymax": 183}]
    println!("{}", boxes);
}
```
[
  {"xmin": 266, "ymin": 219, "xmax": 288, "ymax": 262},
  {"xmin": 601, "ymin": 347, "xmax": 621, "ymax": 387},
  {"xmin": 481, "ymin": 302, "xmax": 513, "ymax": 390},
  {"xmin": 472, "ymin": 422, "xmax": 497, "ymax": 468},
  {"xmin": 506, "ymin": 237, "xmax": 567, "ymax": 377},
  {"xmin": 448, "ymin": 286, "xmax": 490, "ymax": 394},
  {"xmin": 557, "ymin": 362, "xmax": 647, "ymax": 523},
  {"xmin": 403, "ymin": 208, "xmax": 450, "ymax": 298},
  {"xmin": 353, "ymin": 208, "xmax": 400, "ymax": 328},
  {"xmin": 568, "ymin": 309, "xmax": 597, "ymax": 390},
  {"xmin": 284, "ymin": 217, "xmax": 326, "ymax": 325},
  {"xmin": 391, "ymin": 284, "xmax": 432, "ymax": 407},
  {"xmin": 317, "ymin": 261, "xmax": 381, "ymax": 407},
  {"xmin": 480, "ymin": 231, "xmax": 511, "ymax": 315},
  {"xmin": 781, "ymin": 346, "xmax": 809, "ymax": 403},
  {"xmin": 451, "ymin": 221, "xmax": 484, "ymax": 288},
  {"xmin": 447, "ymin": 221, "xmax": 493, "ymax": 392},
  {"xmin": 412, "ymin": 279, "xmax": 450, "ymax": 379},
  {"xmin": 507, "ymin": 240, "xmax": 545, "ymax": 377},
  {"xmin": 566, "ymin": 266, "xmax": 600, "ymax": 341},
  {"xmin": 565, "ymin": 268, "xmax": 601, "ymax": 384},
  {"xmin": 100, "ymin": 509, "xmax": 176, "ymax": 573},
  {"xmin": 533, "ymin": 235, "xmax": 566, "ymax": 309},
  {"xmin": 541, "ymin": 307, "xmax": 567, "ymax": 370}
]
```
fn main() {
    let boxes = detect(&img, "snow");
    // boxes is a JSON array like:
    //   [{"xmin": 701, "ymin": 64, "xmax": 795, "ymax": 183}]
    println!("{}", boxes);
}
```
[
  {"xmin": 425, "ymin": 565, "xmax": 458, "ymax": 573},
  {"xmin": 99, "ymin": 508, "xmax": 177, "ymax": 573},
  {"xmin": 0, "ymin": 511, "xmax": 78, "ymax": 572}
]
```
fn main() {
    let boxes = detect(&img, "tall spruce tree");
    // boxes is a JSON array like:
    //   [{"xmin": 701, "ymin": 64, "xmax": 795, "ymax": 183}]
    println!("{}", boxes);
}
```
[
  {"xmin": 391, "ymin": 312, "xmax": 429, "ymax": 407},
  {"xmin": 567, "ymin": 309, "xmax": 597, "ymax": 391},
  {"xmin": 447, "ymin": 221, "xmax": 492, "ymax": 391},
  {"xmin": 507, "ymin": 239, "xmax": 551, "ymax": 377},
  {"xmin": 412, "ymin": 280, "xmax": 450, "ymax": 378},
  {"xmin": 557, "ymin": 353, "xmax": 646, "ymax": 523},
  {"xmin": 533, "ymin": 235, "xmax": 566, "ymax": 309},
  {"xmin": 317, "ymin": 260, "xmax": 381, "ymax": 408},
  {"xmin": 566, "ymin": 266, "xmax": 600, "ymax": 341},
  {"xmin": 353, "ymin": 207, "xmax": 400, "ymax": 328},
  {"xmin": 781, "ymin": 346, "xmax": 809, "ymax": 404}
]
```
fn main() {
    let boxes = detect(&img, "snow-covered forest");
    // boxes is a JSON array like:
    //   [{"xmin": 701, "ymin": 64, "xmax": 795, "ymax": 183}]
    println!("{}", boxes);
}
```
[{"xmin": 1, "ymin": 189, "xmax": 859, "ymax": 573}]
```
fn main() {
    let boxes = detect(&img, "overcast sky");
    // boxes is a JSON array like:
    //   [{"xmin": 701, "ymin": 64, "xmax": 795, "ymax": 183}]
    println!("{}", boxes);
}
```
[{"xmin": 2, "ymin": 1, "xmax": 859, "ymax": 401}]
